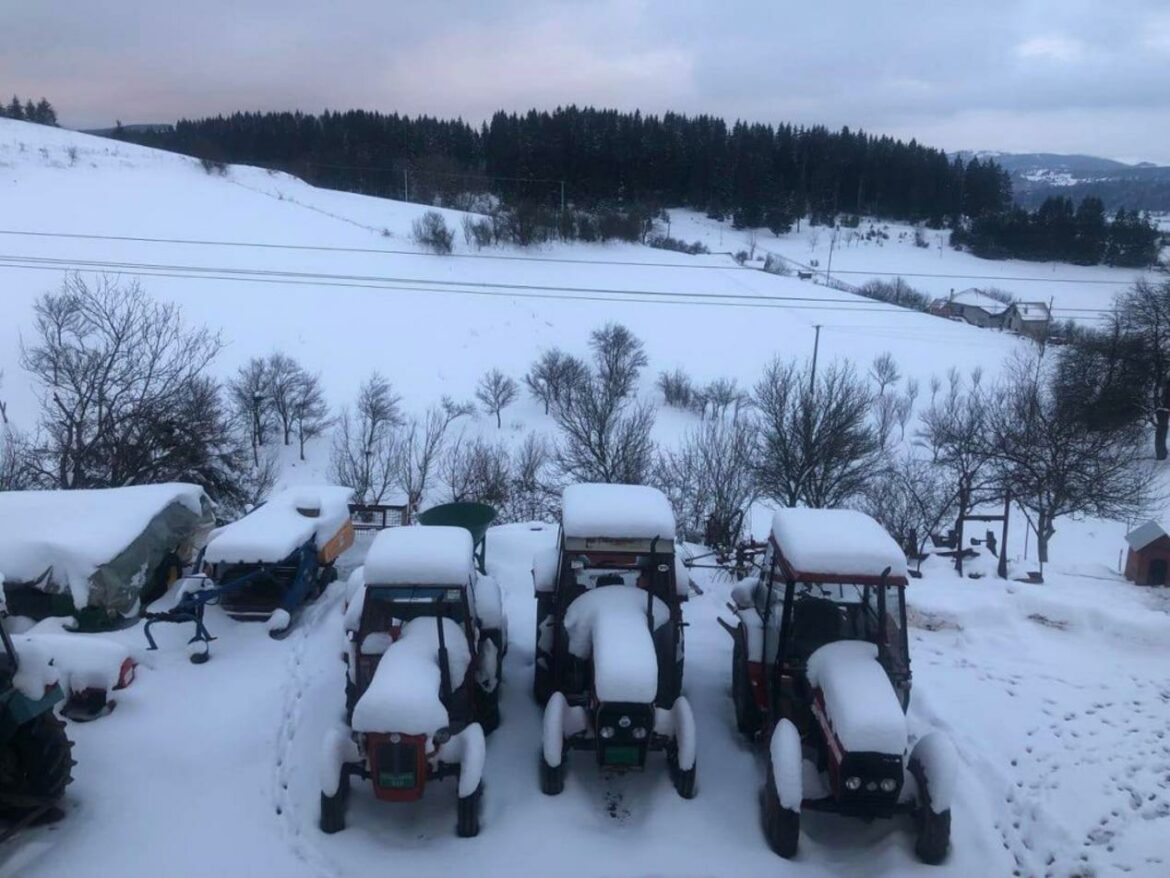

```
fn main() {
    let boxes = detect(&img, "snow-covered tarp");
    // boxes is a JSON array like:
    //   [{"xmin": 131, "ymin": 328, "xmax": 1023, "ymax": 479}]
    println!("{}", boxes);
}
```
[
  {"xmin": 807, "ymin": 640, "xmax": 907, "ymax": 756},
  {"xmin": 561, "ymin": 483, "xmax": 676, "ymax": 543},
  {"xmin": 204, "ymin": 485, "xmax": 353, "ymax": 566},
  {"xmin": 564, "ymin": 585, "xmax": 669, "ymax": 703},
  {"xmin": 363, "ymin": 526, "xmax": 475, "ymax": 586},
  {"xmin": 351, "ymin": 617, "xmax": 471, "ymax": 736},
  {"xmin": 0, "ymin": 484, "xmax": 214, "ymax": 614},
  {"xmin": 771, "ymin": 508, "xmax": 908, "ymax": 585}
]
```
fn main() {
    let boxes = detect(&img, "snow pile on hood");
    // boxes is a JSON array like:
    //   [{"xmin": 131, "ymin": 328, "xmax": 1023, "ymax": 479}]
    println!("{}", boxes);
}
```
[
  {"xmin": 564, "ymin": 585, "xmax": 669, "ymax": 703},
  {"xmin": 771, "ymin": 508, "xmax": 908, "ymax": 583},
  {"xmin": 807, "ymin": 640, "xmax": 907, "ymax": 756},
  {"xmin": 562, "ymin": 483, "xmax": 676, "ymax": 542},
  {"xmin": 14, "ymin": 632, "xmax": 131, "ymax": 694},
  {"xmin": 0, "ymin": 483, "xmax": 210, "ymax": 608},
  {"xmin": 363, "ymin": 526, "xmax": 474, "ymax": 586},
  {"xmin": 204, "ymin": 485, "xmax": 353, "ymax": 565},
  {"xmin": 351, "ymin": 617, "xmax": 471, "ymax": 736}
]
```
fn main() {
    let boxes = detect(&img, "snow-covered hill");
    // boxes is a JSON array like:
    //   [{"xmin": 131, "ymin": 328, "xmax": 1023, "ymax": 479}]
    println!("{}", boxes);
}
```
[{"xmin": 2, "ymin": 119, "xmax": 1169, "ymax": 878}]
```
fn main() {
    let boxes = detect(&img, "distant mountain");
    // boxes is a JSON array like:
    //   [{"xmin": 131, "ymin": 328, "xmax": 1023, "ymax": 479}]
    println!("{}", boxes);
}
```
[{"xmin": 955, "ymin": 151, "xmax": 1170, "ymax": 212}]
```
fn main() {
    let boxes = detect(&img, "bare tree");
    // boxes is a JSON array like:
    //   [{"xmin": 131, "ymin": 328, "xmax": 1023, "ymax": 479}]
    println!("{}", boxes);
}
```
[
  {"xmin": 525, "ymin": 349, "xmax": 588, "ymax": 414},
  {"xmin": 869, "ymin": 352, "xmax": 901, "ymax": 396},
  {"xmin": 553, "ymin": 378, "xmax": 656, "ymax": 485},
  {"xmin": 328, "ymin": 373, "xmax": 403, "ymax": 504},
  {"xmin": 476, "ymin": 368, "xmax": 519, "ymax": 428},
  {"xmin": 412, "ymin": 210, "xmax": 454, "ymax": 254},
  {"xmin": 858, "ymin": 453, "xmax": 954, "ymax": 567},
  {"xmin": 442, "ymin": 434, "xmax": 511, "ymax": 507},
  {"xmin": 291, "ymin": 371, "xmax": 330, "ymax": 461},
  {"xmin": 266, "ymin": 352, "xmax": 304, "ymax": 446},
  {"xmin": 0, "ymin": 369, "xmax": 7, "ymax": 426},
  {"xmin": 589, "ymin": 322, "xmax": 647, "ymax": 401},
  {"xmin": 985, "ymin": 352, "xmax": 1155, "ymax": 565},
  {"xmin": 654, "ymin": 417, "xmax": 757, "ymax": 546},
  {"xmin": 229, "ymin": 357, "xmax": 272, "ymax": 464},
  {"xmin": 657, "ymin": 368, "xmax": 694, "ymax": 409},
  {"xmin": 396, "ymin": 399, "xmax": 471, "ymax": 513},
  {"xmin": 0, "ymin": 371, "xmax": 27, "ymax": 491},
  {"xmin": 703, "ymin": 378, "xmax": 750, "ymax": 420},
  {"xmin": 20, "ymin": 274, "xmax": 225, "ymax": 490},
  {"xmin": 506, "ymin": 433, "xmax": 558, "ymax": 522}
]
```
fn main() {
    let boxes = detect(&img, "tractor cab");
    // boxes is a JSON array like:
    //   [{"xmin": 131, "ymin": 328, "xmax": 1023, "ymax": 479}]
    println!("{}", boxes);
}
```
[
  {"xmin": 325, "ymin": 521, "xmax": 503, "ymax": 839},
  {"xmin": 535, "ymin": 483, "xmax": 697, "ymax": 799},
  {"xmin": 722, "ymin": 508, "xmax": 955, "ymax": 864}
]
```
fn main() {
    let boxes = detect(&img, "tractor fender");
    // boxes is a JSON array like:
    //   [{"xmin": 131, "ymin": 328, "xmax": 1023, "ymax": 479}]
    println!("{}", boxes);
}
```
[
  {"xmin": 541, "ymin": 691, "xmax": 587, "ymax": 768},
  {"xmin": 909, "ymin": 732, "xmax": 958, "ymax": 814},
  {"xmin": 654, "ymin": 696, "xmax": 696, "ymax": 771},
  {"xmin": 438, "ymin": 723, "xmax": 487, "ymax": 799},
  {"xmin": 320, "ymin": 726, "xmax": 360, "ymax": 796},
  {"xmin": 769, "ymin": 719, "xmax": 804, "ymax": 811}
]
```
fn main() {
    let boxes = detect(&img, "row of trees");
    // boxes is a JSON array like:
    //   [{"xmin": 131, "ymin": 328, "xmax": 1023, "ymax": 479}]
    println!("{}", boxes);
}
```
[
  {"xmin": 1, "ymin": 95, "xmax": 57, "ymax": 125},
  {"xmin": 951, "ymin": 196, "xmax": 1160, "ymax": 267},
  {"xmin": 116, "ymin": 107, "xmax": 1013, "ymax": 228}
]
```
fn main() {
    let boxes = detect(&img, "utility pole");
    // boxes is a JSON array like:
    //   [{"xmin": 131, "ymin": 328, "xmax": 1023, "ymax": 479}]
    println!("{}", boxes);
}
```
[
  {"xmin": 825, "ymin": 229, "xmax": 838, "ymax": 285},
  {"xmin": 809, "ymin": 324, "xmax": 823, "ymax": 393}
]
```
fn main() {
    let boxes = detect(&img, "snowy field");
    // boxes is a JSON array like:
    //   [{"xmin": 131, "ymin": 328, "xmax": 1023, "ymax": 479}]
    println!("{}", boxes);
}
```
[{"xmin": 2, "ymin": 119, "xmax": 1170, "ymax": 877}]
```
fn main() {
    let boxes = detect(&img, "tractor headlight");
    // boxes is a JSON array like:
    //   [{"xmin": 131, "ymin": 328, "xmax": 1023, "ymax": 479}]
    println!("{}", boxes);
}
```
[
  {"xmin": 845, "ymin": 776, "xmax": 862, "ymax": 791},
  {"xmin": 599, "ymin": 725, "xmax": 615, "ymax": 739},
  {"xmin": 880, "ymin": 778, "xmax": 898, "ymax": 793},
  {"xmin": 632, "ymin": 727, "xmax": 648, "ymax": 740},
  {"xmin": 618, "ymin": 715, "xmax": 632, "ymax": 729}
]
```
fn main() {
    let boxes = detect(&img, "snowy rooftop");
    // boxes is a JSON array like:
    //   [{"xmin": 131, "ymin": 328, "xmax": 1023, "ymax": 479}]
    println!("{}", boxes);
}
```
[
  {"xmin": 0, "ymin": 483, "xmax": 209, "ymax": 586},
  {"xmin": 363, "ymin": 526, "xmax": 475, "ymax": 586},
  {"xmin": 951, "ymin": 288, "xmax": 1010, "ymax": 315},
  {"xmin": 562, "ymin": 483, "xmax": 676, "ymax": 542},
  {"xmin": 204, "ymin": 485, "xmax": 353, "ymax": 565},
  {"xmin": 1125, "ymin": 520, "xmax": 1168, "ymax": 551},
  {"xmin": 1011, "ymin": 301, "xmax": 1051, "ymax": 322},
  {"xmin": 770, "ymin": 508, "xmax": 908, "ymax": 585}
]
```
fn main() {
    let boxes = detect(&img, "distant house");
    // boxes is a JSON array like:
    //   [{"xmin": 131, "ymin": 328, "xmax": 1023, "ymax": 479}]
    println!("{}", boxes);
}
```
[
  {"xmin": 1004, "ymin": 301, "xmax": 1051, "ymax": 340},
  {"xmin": 1124, "ymin": 520, "xmax": 1170, "ymax": 585},
  {"xmin": 936, "ymin": 288, "xmax": 1010, "ymax": 328}
]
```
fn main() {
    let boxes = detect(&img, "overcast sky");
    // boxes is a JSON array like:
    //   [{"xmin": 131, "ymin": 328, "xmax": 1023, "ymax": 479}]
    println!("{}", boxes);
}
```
[{"xmin": 3, "ymin": 0, "xmax": 1169, "ymax": 163}]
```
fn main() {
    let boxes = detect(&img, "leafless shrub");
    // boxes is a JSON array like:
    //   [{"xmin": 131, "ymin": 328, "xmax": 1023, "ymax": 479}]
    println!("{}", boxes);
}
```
[
  {"xmin": 412, "ymin": 210, "xmax": 454, "ymax": 254},
  {"xmin": 475, "ymin": 368, "xmax": 519, "ymax": 428},
  {"xmin": 657, "ymin": 369, "xmax": 694, "ymax": 409},
  {"xmin": 329, "ymin": 373, "xmax": 403, "ymax": 504},
  {"xmin": 505, "ymin": 433, "xmax": 558, "ymax": 522},
  {"xmin": 442, "ymin": 434, "xmax": 511, "ymax": 507},
  {"xmin": 526, "ymin": 349, "xmax": 588, "ymax": 414},
  {"xmin": 462, "ymin": 215, "xmax": 493, "ymax": 250}
]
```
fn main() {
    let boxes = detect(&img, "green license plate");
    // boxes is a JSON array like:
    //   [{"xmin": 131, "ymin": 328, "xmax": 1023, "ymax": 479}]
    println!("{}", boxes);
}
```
[
  {"xmin": 379, "ymin": 771, "xmax": 417, "ymax": 789},
  {"xmin": 603, "ymin": 746, "xmax": 640, "ymax": 766}
]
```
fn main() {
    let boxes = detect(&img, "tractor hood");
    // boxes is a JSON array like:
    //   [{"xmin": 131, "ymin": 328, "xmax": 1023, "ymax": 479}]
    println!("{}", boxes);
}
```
[
  {"xmin": 807, "ymin": 641, "xmax": 907, "ymax": 757},
  {"xmin": 564, "ymin": 585, "xmax": 669, "ymax": 704},
  {"xmin": 351, "ymin": 617, "xmax": 470, "ymax": 738}
]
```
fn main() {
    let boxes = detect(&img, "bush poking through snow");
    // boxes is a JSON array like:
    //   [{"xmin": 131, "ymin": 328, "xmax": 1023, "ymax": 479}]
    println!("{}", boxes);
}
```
[
  {"xmin": 475, "ymin": 368, "xmax": 519, "ymax": 429},
  {"xmin": 412, "ymin": 210, "xmax": 454, "ymax": 254}
]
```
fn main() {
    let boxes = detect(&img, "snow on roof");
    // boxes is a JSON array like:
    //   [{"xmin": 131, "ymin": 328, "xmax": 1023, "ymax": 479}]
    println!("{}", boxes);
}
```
[
  {"xmin": 564, "ymin": 585, "xmax": 670, "ymax": 703},
  {"xmin": 950, "ymin": 288, "xmax": 1009, "ymax": 315},
  {"xmin": 807, "ymin": 641, "xmax": 907, "ymax": 756},
  {"xmin": 204, "ymin": 485, "xmax": 353, "ymax": 565},
  {"xmin": 0, "ymin": 483, "xmax": 209, "ymax": 598},
  {"xmin": 363, "ymin": 526, "xmax": 475, "ymax": 586},
  {"xmin": 562, "ymin": 483, "xmax": 676, "ymax": 542},
  {"xmin": 1012, "ymin": 301, "xmax": 1051, "ymax": 322},
  {"xmin": 770, "ymin": 509, "xmax": 908, "ymax": 585},
  {"xmin": 1126, "ymin": 520, "xmax": 1168, "ymax": 551},
  {"xmin": 351, "ymin": 617, "xmax": 471, "ymax": 736}
]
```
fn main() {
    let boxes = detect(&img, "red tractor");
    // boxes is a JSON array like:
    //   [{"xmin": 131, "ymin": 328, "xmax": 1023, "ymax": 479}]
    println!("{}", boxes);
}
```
[
  {"xmin": 321, "ymin": 522, "xmax": 504, "ymax": 838},
  {"xmin": 534, "ymin": 484, "xmax": 696, "ymax": 799},
  {"xmin": 720, "ymin": 508, "xmax": 956, "ymax": 864}
]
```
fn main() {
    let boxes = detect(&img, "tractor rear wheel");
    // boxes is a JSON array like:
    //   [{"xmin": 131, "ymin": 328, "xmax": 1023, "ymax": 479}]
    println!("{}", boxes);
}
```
[
  {"xmin": 456, "ymin": 783, "xmax": 482, "ymax": 838},
  {"xmin": 0, "ymin": 711, "xmax": 73, "ymax": 821},
  {"xmin": 319, "ymin": 769, "xmax": 350, "ymax": 834},
  {"xmin": 539, "ymin": 753, "xmax": 565, "ymax": 796},
  {"xmin": 763, "ymin": 764, "xmax": 800, "ymax": 859},
  {"xmin": 732, "ymin": 633, "xmax": 761, "ymax": 739}
]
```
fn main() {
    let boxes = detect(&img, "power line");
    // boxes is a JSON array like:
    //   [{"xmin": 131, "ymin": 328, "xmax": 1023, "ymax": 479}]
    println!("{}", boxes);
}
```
[{"xmin": 828, "ymin": 268, "xmax": 1140, "ymax": 286}]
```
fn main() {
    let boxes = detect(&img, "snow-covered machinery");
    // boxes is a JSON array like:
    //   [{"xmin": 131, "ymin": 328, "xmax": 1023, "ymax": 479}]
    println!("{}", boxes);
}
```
[
  {"xmin": 0, "ymin": 601, "xmax": 74, "ymax": 836},
  {"xmin": 322, "ymin": 524, "xmax": 505, "ymax": 838},
  {"xmin": 720, "ymin": 509, "xmax": 956, "ymax": 864},
  {"xmin": 144, "ymin": 486, "xmax": 354, "ymax": 656},
  {"xmin": 534, "ymin": 484, "xmax": 696, "ymax": 798}
]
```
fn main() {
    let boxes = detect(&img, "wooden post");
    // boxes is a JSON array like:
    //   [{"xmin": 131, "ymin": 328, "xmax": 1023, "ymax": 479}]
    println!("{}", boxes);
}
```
[
  {"xmin": 997, "ymin": 491, "xmax": 1010, "ymax": 579},
  {"xmin": 954, "ymin": 484, "xmax": 966, "ymax": 577}
]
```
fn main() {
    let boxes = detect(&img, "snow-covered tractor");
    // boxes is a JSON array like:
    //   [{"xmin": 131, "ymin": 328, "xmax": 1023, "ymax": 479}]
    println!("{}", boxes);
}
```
[
  {"xmin": 0, "ymin": 604, "xmax": 74, "ymax": 833},
  {"xmin": 322, "ymin": 524, "xmax": 505, "ymax": 838},
  {"xmin": 533, "ymin": 484, "xmax": 696, "ymax": 799},
  {"xmin": 720, "ymin": 509, "xmax": 956, "ymax": 864}
]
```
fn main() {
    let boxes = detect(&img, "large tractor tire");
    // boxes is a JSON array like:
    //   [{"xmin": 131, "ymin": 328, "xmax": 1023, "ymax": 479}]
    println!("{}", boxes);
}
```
[
  {"xmin": 0, "ymin": 711, "xmax": 74, "ymax": 821},
  {"xmin": 732, "ymin": 632, "xmax": 761, "ymax": 739},
  {"xmin": 909, "ymin": 733, "xmax": 956, "ymax": 865},
  {"xmin": 763, "ymin": 719, "xmax": 802, "ymax": 859},
  {"xmin": 456, "ymin": 782, "xmax": 483, "ymax": 838},
  {"xmin": 539, "ymin": 753, "xmax": 565, "ymax": 796},
  {"xmin": 667, "ymin": 741, "xmax": 697, "ymax": 799},
  {"xmin": 763, "ymin": 764, "xmax": 800, "ymax": 859},
  {"xmin": 478, "ymin": 683, "xmax": 501, "ymax": 736},
  {"xmin": 319, "ymin": 769, "xmax": 350, "ymax": 834}
]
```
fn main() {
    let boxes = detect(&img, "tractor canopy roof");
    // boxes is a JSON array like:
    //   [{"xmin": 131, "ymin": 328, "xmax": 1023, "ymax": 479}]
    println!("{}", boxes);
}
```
[
  {"xmin": 364, "ymin": 526, "xmax": 475, "ymax": 587},
  {"xmin": 770, "ymin": 509, "xmax": 908, "ymax": 587},
  {"xmin": 204, "ymin": 485, "xmax": 354, "ymax": 566},
  {"xmin": 561, "ymin": 483, "xmax": 676, "ymax": 546}
]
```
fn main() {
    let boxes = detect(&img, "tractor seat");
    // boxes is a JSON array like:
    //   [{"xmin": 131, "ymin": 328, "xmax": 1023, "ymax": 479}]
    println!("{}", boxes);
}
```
[{"xmin": 790, "ymin": 597, "xmax": 843, "ymax": 659}]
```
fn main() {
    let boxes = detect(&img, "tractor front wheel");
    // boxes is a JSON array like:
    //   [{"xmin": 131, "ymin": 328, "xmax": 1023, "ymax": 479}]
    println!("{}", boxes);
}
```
[
  {"xmin": 0, "ymin": 711, "xmax": 73, "ymax": 822},
  {"xmin": 667, "ymin": 741, "xmax": 697, "ymax": 799},
  {"xmin": 763, "ymin": 764, "xmax": 800, "ymax": 859},
  {"xmin": 319, "ymin": 769, "xmax": 350, "ymax": 834},
  {"xmin": 456, "ymin": 783, "xmax": 482, "ymax": 838}
]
